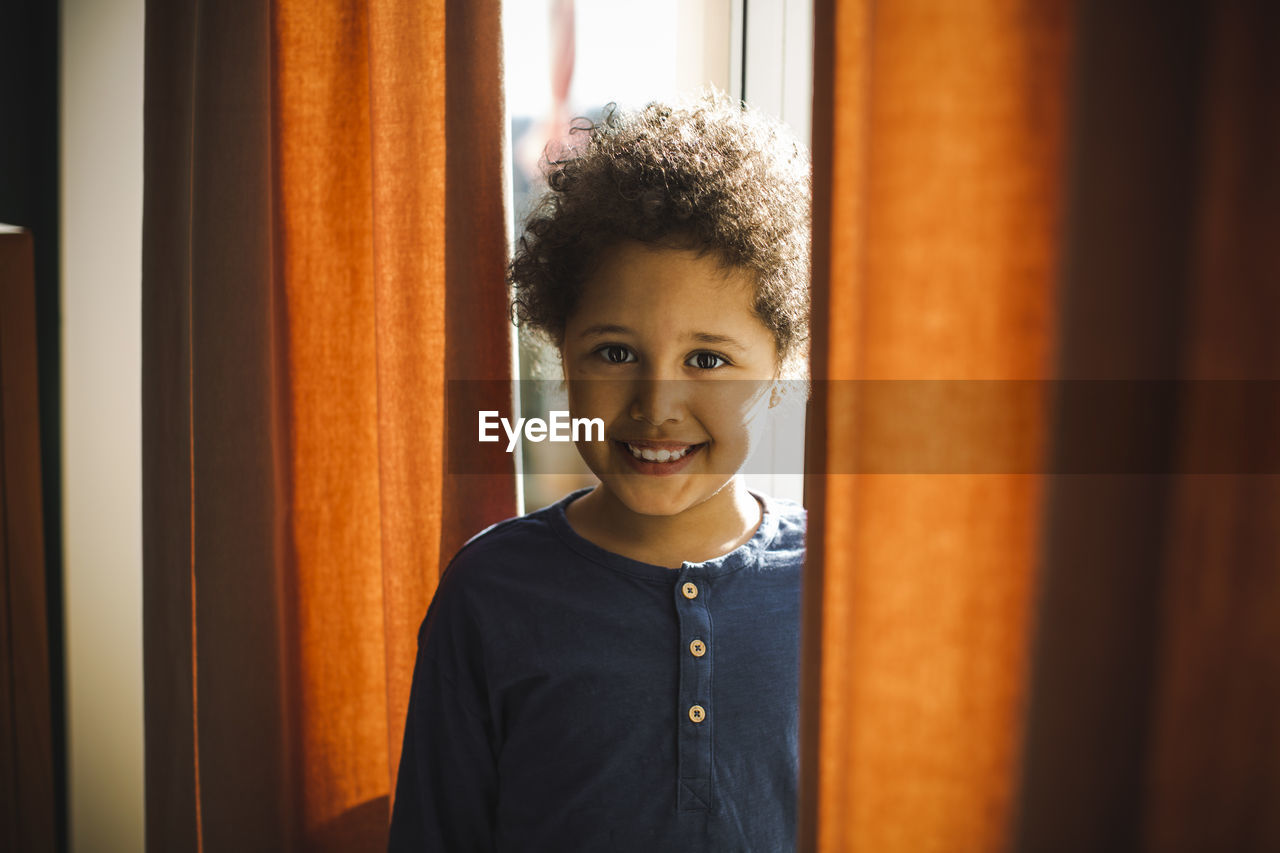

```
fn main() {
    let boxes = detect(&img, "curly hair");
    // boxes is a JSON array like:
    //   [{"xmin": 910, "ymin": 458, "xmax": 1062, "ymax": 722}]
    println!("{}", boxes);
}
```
[{"xmin": 509, "ymin": 92, "xmax": 811, "ymax": 376}]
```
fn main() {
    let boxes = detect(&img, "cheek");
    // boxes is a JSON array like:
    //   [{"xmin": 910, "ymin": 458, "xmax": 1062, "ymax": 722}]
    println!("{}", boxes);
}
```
[{"xmin": 699, "ymin": 382, "xmax": 773, "ymax": 435}]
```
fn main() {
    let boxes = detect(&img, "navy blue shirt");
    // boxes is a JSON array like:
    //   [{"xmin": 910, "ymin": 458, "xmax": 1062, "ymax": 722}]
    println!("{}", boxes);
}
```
[{"xmin": 388, "ymin": 488, "xmax": 805, "ymax": 852}]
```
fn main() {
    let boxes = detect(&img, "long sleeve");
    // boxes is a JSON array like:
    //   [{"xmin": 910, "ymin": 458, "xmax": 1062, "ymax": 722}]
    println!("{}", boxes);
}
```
[{"xmin": 388, "ymin": 587, "xmax": 499, "ymax": 851}]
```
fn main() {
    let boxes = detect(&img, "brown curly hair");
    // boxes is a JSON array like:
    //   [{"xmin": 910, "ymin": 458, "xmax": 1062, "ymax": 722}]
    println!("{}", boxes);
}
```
[{"xmin": 509, "ymin": 93, "xmax": 811, "ymax": 376}]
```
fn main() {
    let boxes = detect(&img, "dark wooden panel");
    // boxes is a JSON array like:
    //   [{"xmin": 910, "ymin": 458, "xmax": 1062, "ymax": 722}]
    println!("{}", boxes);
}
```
[{"xmin": 0, "ymin": 229, "xmax": 56, "ymax": 853}]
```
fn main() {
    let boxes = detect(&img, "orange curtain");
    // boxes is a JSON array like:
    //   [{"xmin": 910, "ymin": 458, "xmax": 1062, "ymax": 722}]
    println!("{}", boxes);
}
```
[
  {"xmin": 142, "ymin": 1, "xmax": 513, "ymax": 849},
  {"xmin": 805, "ymin": 1, "xmax": 1280, "ymax": 851}
]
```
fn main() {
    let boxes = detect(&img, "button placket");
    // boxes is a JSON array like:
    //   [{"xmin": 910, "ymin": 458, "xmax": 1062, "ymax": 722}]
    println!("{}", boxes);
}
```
[{"xmin": 674, "ymin": 567, "xmax": 713, "ymax": 811}]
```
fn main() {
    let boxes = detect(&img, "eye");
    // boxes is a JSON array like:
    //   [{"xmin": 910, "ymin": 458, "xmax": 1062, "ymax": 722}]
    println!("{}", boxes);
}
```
[
  {"xmin": 595, "ymin": 344, "xmax": 637, "ymax": 364},
  {"xmin": 687, "ymin": 351, "xmax": 730, "ymax": 370}
]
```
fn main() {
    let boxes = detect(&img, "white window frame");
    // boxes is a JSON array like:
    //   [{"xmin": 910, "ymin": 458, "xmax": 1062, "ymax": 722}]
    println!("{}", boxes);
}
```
[{"xmin": 736, "ymin": 0, "xmax": 813, "ymax": 147}]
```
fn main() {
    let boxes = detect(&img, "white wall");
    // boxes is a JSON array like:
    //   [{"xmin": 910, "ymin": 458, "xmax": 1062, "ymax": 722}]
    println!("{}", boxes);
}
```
[{"xmin": 61, "ymin": 0, "xmax": 146, "ymax": 849}]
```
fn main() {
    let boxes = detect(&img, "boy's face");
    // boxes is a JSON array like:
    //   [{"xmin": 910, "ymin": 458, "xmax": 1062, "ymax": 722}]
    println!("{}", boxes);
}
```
[{"xmin": 561, "ymin": 240, "xmax": 779, "ymax": 518}]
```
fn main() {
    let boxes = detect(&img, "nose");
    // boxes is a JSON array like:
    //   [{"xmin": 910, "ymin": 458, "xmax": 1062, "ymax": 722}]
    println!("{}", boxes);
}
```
[{"xmin": 629, "ymin": 378, "xmax": 689, "ymax": 426}]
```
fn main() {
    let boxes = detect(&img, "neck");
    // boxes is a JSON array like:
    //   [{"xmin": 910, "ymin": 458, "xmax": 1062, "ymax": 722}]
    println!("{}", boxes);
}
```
[{"xmin": 568, "ymin": 477, "xmax": 762, "ymax": 568}]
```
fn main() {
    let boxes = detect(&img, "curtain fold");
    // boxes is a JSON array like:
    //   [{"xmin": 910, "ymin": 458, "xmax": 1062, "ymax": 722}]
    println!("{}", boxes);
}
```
[
  {"xmin": 805, "ymin": 1, "xmax": 1280, "ymax": 851},
  {"xmin": 804, "ymin": 1, "xmax": 1072, "ymax": 849},
  {"xmin": 143, "ymin": 1, "xmax": 513, "ymax": 849},
  {"xmin": 1015, "ymin": 2, "xmax": 1280, "ymax": 850}
]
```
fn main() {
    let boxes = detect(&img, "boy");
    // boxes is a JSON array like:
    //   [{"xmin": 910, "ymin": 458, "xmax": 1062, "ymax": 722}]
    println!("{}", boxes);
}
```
[{"xmin": 389, "ymin": 94, "xmax": 810, "ymax": 851}]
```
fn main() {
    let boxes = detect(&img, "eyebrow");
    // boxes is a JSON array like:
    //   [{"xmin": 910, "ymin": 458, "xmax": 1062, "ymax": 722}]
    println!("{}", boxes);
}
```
[
  {"xmin": 577, "ymin": 324, "xmax": 747, "ymax": 351},
  {"xmin": 689, "ymin": 332, "xmax": 746, "ymax": 350},
  {"xmin": 578, "ymin": 324, "xmax": 633, "ymax": 339}
]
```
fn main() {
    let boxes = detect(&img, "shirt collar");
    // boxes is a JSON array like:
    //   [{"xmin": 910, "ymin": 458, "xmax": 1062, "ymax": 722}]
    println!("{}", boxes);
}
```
[{"xmin": 545, "ymin": 486, "xmax": 782, "ymax": 581}]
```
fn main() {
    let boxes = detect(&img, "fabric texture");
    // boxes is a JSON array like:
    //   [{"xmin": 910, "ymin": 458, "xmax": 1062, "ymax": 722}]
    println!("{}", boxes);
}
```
[
  {"xmin": 142, "ymin": 1, "xmax": 512, "ymax": 849},
  {"xmin": 803, "ymin": 1, "xmax": 1071, "ymax": 848},
  {"xmin": 389, "ymin": 488, "xmax": 806, "ymax": 852},
  {"xmin": 805, "ymin": 1, "xmax": 1280, "ymax": 850}
]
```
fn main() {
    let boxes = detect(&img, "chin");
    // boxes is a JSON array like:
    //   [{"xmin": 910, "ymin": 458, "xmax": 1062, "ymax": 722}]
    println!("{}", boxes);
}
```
[{"xmin": 602, "ymin": 473, "xmax": 731, "ymax": 518}]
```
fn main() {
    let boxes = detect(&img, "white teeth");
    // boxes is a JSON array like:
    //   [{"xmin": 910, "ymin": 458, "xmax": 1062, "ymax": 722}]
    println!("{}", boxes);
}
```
[{"xmin": 627, "ymin": 443, "xmax": 691, "ymax": 462}]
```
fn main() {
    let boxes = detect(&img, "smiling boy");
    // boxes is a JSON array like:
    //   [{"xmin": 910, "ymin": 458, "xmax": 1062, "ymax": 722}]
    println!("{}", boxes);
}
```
[{"xmin": 389, "ymin": 95, "xmax": 810, "ymax": 852}]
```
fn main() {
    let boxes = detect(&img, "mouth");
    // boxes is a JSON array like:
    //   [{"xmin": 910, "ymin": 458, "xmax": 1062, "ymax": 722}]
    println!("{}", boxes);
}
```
[{"xmin": 613, "ymin": 439, "xmax": 706, "ymax": 475}]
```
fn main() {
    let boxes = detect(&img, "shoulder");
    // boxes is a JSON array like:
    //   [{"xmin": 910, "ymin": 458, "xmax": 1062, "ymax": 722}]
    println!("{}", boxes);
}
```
[
  {"xmin": 762, "ymin": 492, "xmax": 805, "ymax": 541},
  {"xmin": 747, "ymin": 494, "xmax": 803, "ymax": 573},
  {"xmin": 450, "ymin": 507, "xmax": 559, "ymax": 569},
  {"xmin": 767, "ymin": 494, "xmax": 806, "ymax": 534},
  {"xmin": 419, "ymin": 500, "xmax": 570, "ymax": 646},
  {"xmin": 435, "ymin": 500, "xmax": 568, "ymax": 598}
]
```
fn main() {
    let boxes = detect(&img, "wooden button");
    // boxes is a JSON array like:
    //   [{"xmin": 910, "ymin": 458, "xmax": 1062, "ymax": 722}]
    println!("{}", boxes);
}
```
[
  {"xmin": 682, "ymin": 582, "xmax": 698, "ymax": 600},
  {"xmin": 689, "ymin": 639, "xmax": 706, "ymax": 657},
  {"xmin": 688, "ymin": 704, "xmax": 706, "ymax": 723}
]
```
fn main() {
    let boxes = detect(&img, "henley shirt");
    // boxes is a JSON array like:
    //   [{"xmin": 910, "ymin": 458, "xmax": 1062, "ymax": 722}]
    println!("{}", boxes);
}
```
[{"xmin": 388, "ymin": 487, "xmax": 805, "ymax": 852}]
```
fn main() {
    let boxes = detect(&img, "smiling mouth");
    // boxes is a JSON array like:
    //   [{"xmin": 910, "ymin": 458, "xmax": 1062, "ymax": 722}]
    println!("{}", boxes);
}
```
[{"xmin": 614, "ymin": 440, "xmax": 706, "ymax": 464}]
